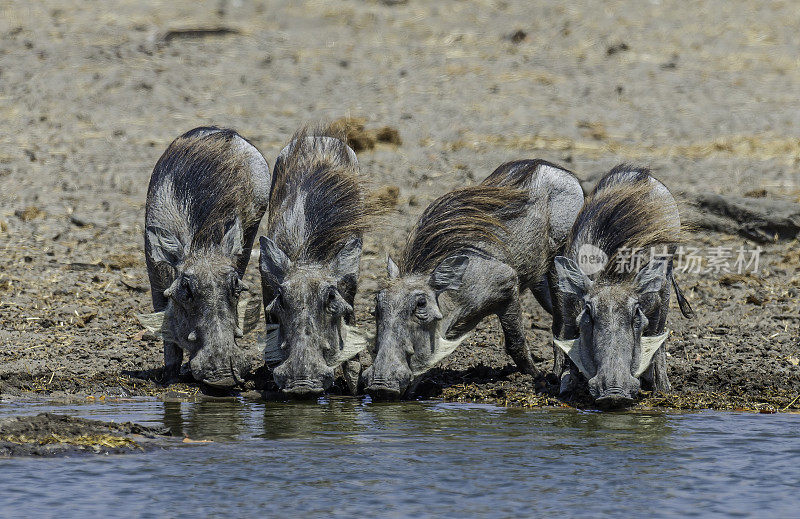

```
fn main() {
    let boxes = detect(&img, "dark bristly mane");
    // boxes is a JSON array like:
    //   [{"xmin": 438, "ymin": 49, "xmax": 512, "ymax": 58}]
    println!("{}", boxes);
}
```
[
  {"xmin": 151, "ymin": 127, "xmax": 257, "ymax": 249},
  {"xmin": 267, "ymin": 126, "xmax": 377, "ymax": 263},
  {"xmin": 568, "ymin": 166, "xmax": 684, "ymax": 280},
  {"xmin": 482, "ymin": 159, "xmax": 569, "ymax": 189},
  {"xmin": 399, "ymin": 185, "xmax": 529, "ymax": 274}
]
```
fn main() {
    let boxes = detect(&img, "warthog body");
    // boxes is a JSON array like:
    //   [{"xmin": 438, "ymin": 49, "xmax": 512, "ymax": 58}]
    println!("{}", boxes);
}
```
[
  {"xmin": 142, "ymin": 127, "xmax": 269, "ymax": 388},
  {"xmin": 553, "ymin": 166, "xmax": 694, "ymax": 408},
  {"xmin": 259, "ymin": 128, "xmax": 376, "ymax": 396},
  {"xmin": 364, "ymin": 160, "xmax": 584, "ymax": 398}
]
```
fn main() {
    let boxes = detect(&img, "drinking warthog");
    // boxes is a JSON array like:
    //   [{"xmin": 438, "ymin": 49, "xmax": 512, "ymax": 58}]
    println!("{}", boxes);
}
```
[
  {"xmin": 364, "ymin": 160, "xmax": 584, "ymax": 398},
  {"xmin": 139, "ymin": 127, "xmax": 269, "ymax": 388},
  {"xmin": 552, "ymin": 166, "xmax": 694, "ymax": 408},
  {"xmin": 259, "ymin": 128, "xmax": 379, "ymax": 396}
]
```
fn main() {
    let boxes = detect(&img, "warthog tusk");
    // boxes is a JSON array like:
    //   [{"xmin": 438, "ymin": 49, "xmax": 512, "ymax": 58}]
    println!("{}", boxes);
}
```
[
  {"xmin": 260, "ymin": 322, "xmax": 373, "ymax": 367},
  {"xmin": 552, "ymin": 331, "xmax": 670, "ymax": 378},
  {"xmin": 331, "ymin": 323, "xmax": 371, "ymax": 366},
  {"xmin": 552, "ymin": 337, "xmax": 589, "ymax": 378},
  {"xmin": 412, "ymin": 334, "xmax": 468, "ymax": 376},
  {"xmin": 636, "ymin": 331, "xmax": 670, "ymax": 377},
  {"xmin": 135, "ymin": 310, "xmax": 173, "ymax": 341}
]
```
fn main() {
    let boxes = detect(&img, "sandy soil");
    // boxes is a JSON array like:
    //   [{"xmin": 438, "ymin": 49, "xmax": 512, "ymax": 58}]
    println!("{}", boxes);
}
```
[{"xmin": 1, "ymin": 1, "xmax": 798, "ymax": 410}]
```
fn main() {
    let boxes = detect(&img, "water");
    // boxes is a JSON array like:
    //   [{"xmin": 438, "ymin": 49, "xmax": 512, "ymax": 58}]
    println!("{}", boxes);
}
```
[{"xmin": 1, "ymin": 398, "xmax": 798, "ymax": 518}]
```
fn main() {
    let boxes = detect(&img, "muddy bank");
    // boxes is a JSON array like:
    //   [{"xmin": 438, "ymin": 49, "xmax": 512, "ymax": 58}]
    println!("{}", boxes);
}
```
[
  {"xmin": 0, "ymin": 1, "xmax": 799, "ymax": 411},
  {"xmin": 0, "ymin": 413, "xmax": 172, "ymax": 457}
]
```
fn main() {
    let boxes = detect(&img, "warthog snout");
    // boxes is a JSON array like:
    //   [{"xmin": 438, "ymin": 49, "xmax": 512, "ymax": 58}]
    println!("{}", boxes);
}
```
[
  {"xmin": 362, "ymin": 363, "xmax": 413, "ymax": 400},
  {"xmin": 191, "ymin": 350, "xmax": 248, "ymax": 389},
  {"xmin": 272, "ymin": 355, "xmax": 335, "ymax": 397},
  {"xmin": 589, "ymin": 374, "xmax": 640, "ymax": 409}
]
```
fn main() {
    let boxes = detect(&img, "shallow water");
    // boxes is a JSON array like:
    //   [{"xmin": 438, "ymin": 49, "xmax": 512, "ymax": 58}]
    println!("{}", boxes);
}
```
[{"xmin": 1, "ymin": 398, "xmax": 798, "ymax": 518}]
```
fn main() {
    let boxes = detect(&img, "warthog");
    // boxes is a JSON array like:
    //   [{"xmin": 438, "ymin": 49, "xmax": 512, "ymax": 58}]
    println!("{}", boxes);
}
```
[
  {"xmin": 553, "ymin": 165, "xmax": 694, "ymax": 408},
  {"xmin": 364, "ymin": 160, "xmax": 584, "ymax": 398},
  {"xmin": 259, "ymin": 128, "xmax": 379, "ymax": 396},
  {"xmin": 139, "ymin": 127, "xmax": 269, "ymax": 388}
]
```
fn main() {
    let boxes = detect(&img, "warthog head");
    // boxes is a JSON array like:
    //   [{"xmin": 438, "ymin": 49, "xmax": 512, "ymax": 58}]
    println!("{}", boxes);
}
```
[
  {"xmin": 363, "ymin": 255, "xmax": 469, "ymax": 399},
  {"xmin": 554, "ymin": 256, "xmax": 668, "ymax": 408},
  {"xmin": 143, "ymin": 218, "xmax": 259, "ymax": 388},
  {"xmin": 260, "ymin": 235, "xmax": 366, "ymax": 397}
]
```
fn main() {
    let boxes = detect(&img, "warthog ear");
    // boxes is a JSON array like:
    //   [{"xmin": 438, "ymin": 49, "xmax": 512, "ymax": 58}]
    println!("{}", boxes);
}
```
[
  {"xmin": 554, "ymin": 256, "xmax": 591, "ymax": 297},
  {"xmin": 414, "ymin": 333, "xmax": 468, "ymax": 376},
  {"xmin": 332, "ymin": 236, "xmax": 362, "ymax": 281},
  {"xmin": 387, "ymin": 256, "xmax": 400, "ymax": 279},
  {"xmin": 635, "ymin": 259, "xmax": 667, "ymax": 296},
  {"xmin": 259, "ymin": 236, "xmax": 291, "ymax": 286},
  {"xmin": 147, "ymin": 226, "xmax": 186, "ymax": 267},
  {"xmin": 221, "ymin": 217, "xmax": 243, "ymax": 258},
  {"xmin": 332, "ymin": 237, "xmax": 362, "ymax": 306},
  {"xmin": 429, "ymin": 255, "xmax": 469, "ymax": 294},
  {"xmin": 332, "ymin": 323, "xmax": 372, "ymax": 366}
]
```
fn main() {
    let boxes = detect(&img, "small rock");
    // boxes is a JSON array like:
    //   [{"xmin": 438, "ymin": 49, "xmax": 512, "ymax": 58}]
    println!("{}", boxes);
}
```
[
  {"xmin": 70, "ymin": 214, "xmax": 99, "ymax": 227},
  {"xmin": 507, "ymin": 29, "xmax": 527, "ymax": 44},
  {"xmin": 606, "ymin": 42, "xmax": 629, "ymax": 55},
  {"xmin": 744, "ymin": 188, "xmax": 768, "ymax": 198},
  {"xmin": 746, "ymin": 291, "xmax": 767, "ymax": 305}
]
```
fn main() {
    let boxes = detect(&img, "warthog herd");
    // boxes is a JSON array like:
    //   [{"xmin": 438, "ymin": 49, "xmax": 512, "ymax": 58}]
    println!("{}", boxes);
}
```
[{"xmin": 138, "ymin": 125, "xmax": 695, "ymax": 408}]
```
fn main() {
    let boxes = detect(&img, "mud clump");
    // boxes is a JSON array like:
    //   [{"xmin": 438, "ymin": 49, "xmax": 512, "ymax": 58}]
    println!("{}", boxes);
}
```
[
  {"xmin": 367, "ymin": 185, "xmax": 400, "ymax": 211},
  {"xmin": 0, "ymin": 413, "xmax": 172, "ymax": 457},
  {"xmin": 330, "ymin": 117, "xmax": 402, "ymax": 152},
  {"xmin": 14, "ymin": 206, "xmax": 43, "ymax": 222}
]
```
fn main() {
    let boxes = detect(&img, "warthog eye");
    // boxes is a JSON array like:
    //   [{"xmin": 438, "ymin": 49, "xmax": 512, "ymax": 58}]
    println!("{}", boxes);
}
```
[
  {"xmin": 579, "ymin": 302, "xmax": 594, "ymax": 326},
  {"xmin": 229, "ymin": 273, "xmax": 244, "ymax": 298},
  {"xmin": 632, "ymin": 303, "xmax": 648, "ymax": 330},
  {"xmin": 325, "ymin": 286, "xmax": 346, "ymax": 315},
  {"xmin": 413, "ymin": 295, "xmax": 433, "ymax": 321},
  {"xmin": 172, "ymin": 275, "xmax": 196, "ymax": 307}
]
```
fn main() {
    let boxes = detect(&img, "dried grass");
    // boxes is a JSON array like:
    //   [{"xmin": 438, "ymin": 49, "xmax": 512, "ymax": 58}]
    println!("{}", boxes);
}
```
[{"xmin": 441, "ymin": 384, "xmax": 800, "ymax": 413}]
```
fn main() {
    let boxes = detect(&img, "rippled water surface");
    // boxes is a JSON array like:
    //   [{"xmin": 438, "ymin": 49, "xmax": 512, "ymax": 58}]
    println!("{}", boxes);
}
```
[{"xmin": 1, "ymin": 398, "xmax": 799, "ymax": 518}]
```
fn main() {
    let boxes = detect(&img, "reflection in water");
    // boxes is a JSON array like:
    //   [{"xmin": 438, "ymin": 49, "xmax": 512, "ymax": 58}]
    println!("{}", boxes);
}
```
[
  {"xmin": 2, "ymin": 400, "xmax": 799, "ymax": 518},
  {"xmin": 260, "ymin": 398, "xmax": 365, "ymax": 441},
  {"xmin": 162, "ymin": 398, "xmax": 249, "ymax": 440},
  {"xmin": 548, "ymin": 411, "xmax": 674, "ymax": 453}
]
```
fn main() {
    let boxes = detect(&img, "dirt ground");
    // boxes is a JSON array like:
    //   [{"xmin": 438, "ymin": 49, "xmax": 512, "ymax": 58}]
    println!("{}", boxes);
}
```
[{"xmin": 1, "ymin": 1, "xmax": 798, "ymax": 410}]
